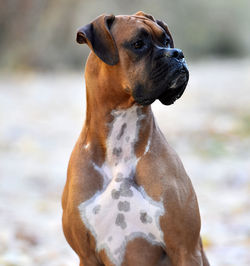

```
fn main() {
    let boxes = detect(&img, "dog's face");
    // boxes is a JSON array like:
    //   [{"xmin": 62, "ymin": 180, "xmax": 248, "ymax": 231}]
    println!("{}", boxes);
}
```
[{"xmin": 77, "ymin": 12, "xmax": 189, "ymax": 106}]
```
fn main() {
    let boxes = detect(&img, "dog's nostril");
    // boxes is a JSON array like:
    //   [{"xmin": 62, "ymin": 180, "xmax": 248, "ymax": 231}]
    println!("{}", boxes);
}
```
[
  {"xmin": 173, "ymin": 50, "xmax": 179, "ymax": 58},
  {"xmin": 179, "ymin": 51, "xmax": 184, "ymax": 60},
  {"xmin": 163, "ymin": 48, "xmax": 184, "ymax": 60},
  {"xmin": 172, "ymin": 49, "xmax": 184, "ymax": 60}
]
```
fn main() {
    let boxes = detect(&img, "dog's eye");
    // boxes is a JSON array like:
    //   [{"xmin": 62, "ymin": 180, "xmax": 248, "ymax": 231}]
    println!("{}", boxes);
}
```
[{"xmin": 133, "ymin": 40, "xmax": 145, "ymax": 49}]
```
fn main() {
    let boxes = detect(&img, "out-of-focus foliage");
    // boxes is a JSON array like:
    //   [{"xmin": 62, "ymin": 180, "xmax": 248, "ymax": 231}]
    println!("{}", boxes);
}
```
[{"xmin": 0, "ymin": 0, "xmax": 249, "ymax": 71}]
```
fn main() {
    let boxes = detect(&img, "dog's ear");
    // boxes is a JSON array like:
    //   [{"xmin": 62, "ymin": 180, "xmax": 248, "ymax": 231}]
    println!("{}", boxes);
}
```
[
  {"xmin": 76, "ymin": 14, "xmax": 119, "ymax": 66},
  {"xmin": 135, "ymin": 12, "xmax": 174, "ymax": 48},
  {"xmin": 134, "ymin": 11, "xmax": 156, "ymax": 22},
  {"xmin": 156, "ymin": 20, "xmax": 174, "ymax": 48}
]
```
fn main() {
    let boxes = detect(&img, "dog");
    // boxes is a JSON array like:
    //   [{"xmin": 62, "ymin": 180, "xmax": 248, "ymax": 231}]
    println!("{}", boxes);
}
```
[{"xmin": 62, "ymin": 11, "xmax": 209, "ymax": 266}]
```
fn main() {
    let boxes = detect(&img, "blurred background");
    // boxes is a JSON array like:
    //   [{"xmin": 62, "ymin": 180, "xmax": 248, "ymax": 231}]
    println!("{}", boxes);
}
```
[{"xmin": 0, "ymin": 0, "xmax": 249, "ymax": 265}]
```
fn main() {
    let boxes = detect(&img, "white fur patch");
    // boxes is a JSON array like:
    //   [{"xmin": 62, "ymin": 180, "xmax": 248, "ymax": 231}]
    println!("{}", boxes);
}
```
[
  {"xmin": 84, "ymin": 143, "xmax": 90, "ymax": 149},
  {"xmin": 78, "ymin": 105, "xmax": 165, "ymax": 265}
]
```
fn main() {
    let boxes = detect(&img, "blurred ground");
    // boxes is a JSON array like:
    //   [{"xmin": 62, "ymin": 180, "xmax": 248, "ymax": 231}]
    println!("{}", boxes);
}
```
[{"xmin": 0, "ymin": 59, "xmax": 250, "ymax": 266}]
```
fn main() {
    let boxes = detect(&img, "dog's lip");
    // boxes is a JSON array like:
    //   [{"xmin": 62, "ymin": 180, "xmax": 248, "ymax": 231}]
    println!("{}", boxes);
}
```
[
  {"xmin": 134, "ymin": 71, "xmax": 188, "ymax": 106},
  {"xmin": 151, "ymin": 58, "xmax": 188, "ymax": 83},
  {"xmin": 158, "ymin": 67, "xmax": 189, "ymax": 105},
  {"xmin": 134, "ymin": 97, "xmax": 156, "ymax": 106},
  {"xmin": 168, "ymin": 67, "xmax": 188, "ymax": 89},
  {"xmin": 158, "ymin": 79, "xmax": 188, "ymax": 105},
  {"xmin": 133, "ymin": 62, "xmax": 189, "ymax": 106}
]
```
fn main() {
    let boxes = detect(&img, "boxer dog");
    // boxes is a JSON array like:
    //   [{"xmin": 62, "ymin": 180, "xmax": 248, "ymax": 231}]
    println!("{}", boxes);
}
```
[{"xmin": 62, "ymin": 11, "xmax": 209, "ymax": 266}]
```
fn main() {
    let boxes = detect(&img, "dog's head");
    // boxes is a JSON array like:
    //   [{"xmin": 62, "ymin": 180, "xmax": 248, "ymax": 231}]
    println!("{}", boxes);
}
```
[{"xmin": 77, "ymin": 11, "xmax": 189, "ymax": 106}]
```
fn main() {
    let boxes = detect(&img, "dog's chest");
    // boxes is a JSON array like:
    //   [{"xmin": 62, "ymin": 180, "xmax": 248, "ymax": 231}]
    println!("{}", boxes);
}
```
[{"xmin": 78, "ymin": 106, "xmax": 165, "ymax": 266}]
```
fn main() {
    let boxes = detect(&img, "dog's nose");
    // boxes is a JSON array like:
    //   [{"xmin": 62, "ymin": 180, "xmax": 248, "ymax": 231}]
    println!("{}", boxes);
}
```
[{"xmin": 165, "ymin": 48, "xmax": 184, "ymax": 60}]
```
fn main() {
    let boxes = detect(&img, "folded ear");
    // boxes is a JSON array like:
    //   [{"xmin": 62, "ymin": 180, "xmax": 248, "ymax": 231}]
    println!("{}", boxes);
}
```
[
  {"xmin": 134, "ymin": 12, "xmax": 174, "ymax": 48},
  {"xmin": 156, "ymin": 19, "xmax": 174, "ymax": 48},
  {"xmin": 134, "ymin": 11, "xmax": 156, "ymax": 22},
  {"xmin": 76, "ymin": 14, "xmax": 119, "ymax": 65}
]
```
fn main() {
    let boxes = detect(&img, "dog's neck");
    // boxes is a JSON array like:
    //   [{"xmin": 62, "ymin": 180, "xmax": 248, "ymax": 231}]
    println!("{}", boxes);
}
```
[
  {"xmin": 81, "ymin": 84, "xmax": 155, "ymax": 167},
  {"xmin": 106, "ymin": 105, "xmax": 150, "ymax": 171}
]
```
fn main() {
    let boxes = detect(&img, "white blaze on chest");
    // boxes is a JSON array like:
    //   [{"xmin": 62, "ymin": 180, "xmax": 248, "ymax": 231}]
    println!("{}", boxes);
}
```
[{"xmin": 78, "ymin": 105, "xmax": 165, "ymax": 266}]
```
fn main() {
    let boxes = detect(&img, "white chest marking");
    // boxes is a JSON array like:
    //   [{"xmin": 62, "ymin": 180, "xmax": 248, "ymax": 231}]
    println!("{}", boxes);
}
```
[{"xmin": 78, "ymin": 105, "xmax": 165, "ymax": 266}]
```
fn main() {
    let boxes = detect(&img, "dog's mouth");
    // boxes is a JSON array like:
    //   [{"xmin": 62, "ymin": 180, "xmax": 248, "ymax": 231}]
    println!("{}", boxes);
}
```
[
  {"xmin": 132, "ymin": 59, "xmax": 189, "ymax": 106},
  {"xmin": 158, "ymin": 66, "xmax": 189, "ymax": 105}
]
